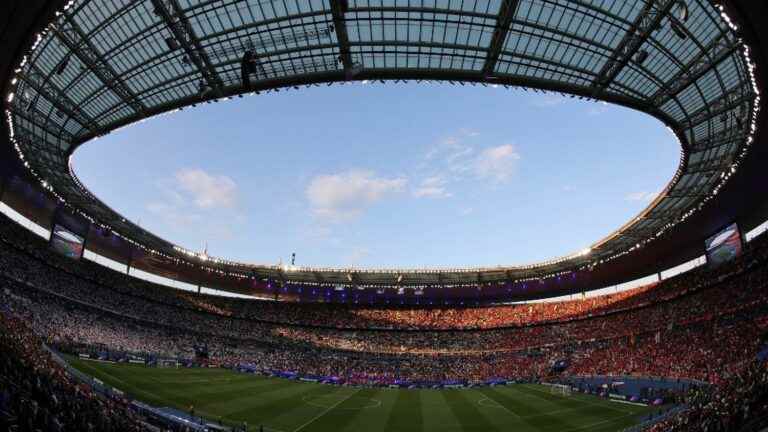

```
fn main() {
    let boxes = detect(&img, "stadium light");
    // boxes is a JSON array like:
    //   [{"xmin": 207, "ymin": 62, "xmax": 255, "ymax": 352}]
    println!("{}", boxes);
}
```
[
  {"xmin": 676, "ymin": 1, "xmax": 690, "ymax": 22},
  {"xmin": 198, "ymin": 81, "xmax": 212, "ymax": 98},
  {"xmin": 55, "ymin": 56, "xmax": 69, "ymax": 75},
  {"xmin": 164, "ymin": 36, "xmax": 179, "ymax": 51},
  {"xmin": 635, "ymin": 50, "xmax": 649, "ymax": 65},
  {"xmin": 345, "ymin": 62, "xmax": 364, "ymax": 80}
]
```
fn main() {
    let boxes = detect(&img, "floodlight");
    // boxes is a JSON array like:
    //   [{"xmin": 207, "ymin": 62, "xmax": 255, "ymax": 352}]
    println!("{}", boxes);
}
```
[
  {"xmin": 345, "ymin": 62, "xmax": 364, "ymax": 80},
  {"xmin": 675, "ymin": 1, "xmax": 689, "ymax": 22},
  {"xmin": 55, "ymin": 57, "xmax": 69, "ymax": 75},
  {"xmin": 198, "ymin": 80, "xmax": 212, "ymax": 98},
  {"xmin": 240, "ymin": 50, "xmax": 256, "ymax": 88},
  {"xmin": 635, "ymin": 50, "xmax": 649, "ymax": 64},
  {"xmin": 165, "ymin": 36, "xmax": 179, "ymax": 51}
]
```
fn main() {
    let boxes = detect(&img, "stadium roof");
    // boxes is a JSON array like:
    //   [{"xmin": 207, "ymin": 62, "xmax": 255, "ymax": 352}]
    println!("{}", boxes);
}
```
[{"xmin": 1, "ymin": 0, "xmax": 763, "ymax": 287}]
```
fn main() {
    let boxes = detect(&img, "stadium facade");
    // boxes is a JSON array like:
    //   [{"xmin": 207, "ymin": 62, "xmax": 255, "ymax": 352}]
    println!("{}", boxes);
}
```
[{"xmin": 0, "ymin": 0, "xmax": 766, "ymax": 300}]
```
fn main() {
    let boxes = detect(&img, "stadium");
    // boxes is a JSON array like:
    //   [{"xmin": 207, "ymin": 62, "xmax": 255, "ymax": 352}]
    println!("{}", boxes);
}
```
[{"xmin": 1, "ymin": 0, "xmax": 768, "ymax": 431}]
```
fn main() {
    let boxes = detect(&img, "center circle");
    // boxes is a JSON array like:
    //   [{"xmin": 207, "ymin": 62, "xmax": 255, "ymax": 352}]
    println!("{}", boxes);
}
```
[{"xmin": 302, "ymin": 394, "xmax": 382, "ymax": 410}]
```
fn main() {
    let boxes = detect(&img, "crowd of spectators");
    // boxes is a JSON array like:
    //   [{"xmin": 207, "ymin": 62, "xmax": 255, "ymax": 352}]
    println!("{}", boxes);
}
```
[
  {"xmin": 0, "ymin": 211, "xmax": 734, "ymax": 332},
  {"xmin": 1, "ymin": 210, "xmax": 768, "ymax": 430},
  {"xmin": 646, "ymin": 358, "xmax": 768, "ymax": 432},
  {"xmin": 0, "ymin": 218, "xmax": 766, "ymax": 385},
  {"xmin": 0, "ymin": 307, "xmax": 148, "ymax": 431}
]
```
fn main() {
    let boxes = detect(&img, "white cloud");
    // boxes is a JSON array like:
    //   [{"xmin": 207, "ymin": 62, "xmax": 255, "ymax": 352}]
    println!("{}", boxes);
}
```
[
  {"xmin": 306, "ymin": 170, "xmax": 407, "ymax": 222},
  {"xmin": 425, "ymin": 136, "xmax": 474, "ymax": 165},
  {"xmin": 473, "ymin": 144, "xmax": 521, "ymax": 182},
  {"xmin": 625, "ymin": 191, "xmax": 659, "ymax": 202},
  {"xmin": 421, "ymin": 132, "xmax": 523, "ymax": 193},
  {"xmin": 144, "ymin": 168, "xmax": 242, "ymax": 244},
  {"xmin": 413, "ymin": 176, "xmax": 452, "ymax": 199},
  {"xmin": 174, "ymin": 168, "xmax": 238, "ymax": 209}
]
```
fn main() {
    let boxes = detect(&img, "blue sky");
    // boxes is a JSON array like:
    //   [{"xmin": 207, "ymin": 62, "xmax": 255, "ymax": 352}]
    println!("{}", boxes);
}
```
[{"xmin": 73, "ymin": 83, "xmax": 678, "ymax": 268}]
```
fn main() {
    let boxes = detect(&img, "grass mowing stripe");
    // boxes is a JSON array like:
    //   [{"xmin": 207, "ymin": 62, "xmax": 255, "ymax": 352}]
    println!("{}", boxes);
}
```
[
  {"xmin": 475, "ymin": 388, "xmax": 521, "ymax": 418},
  {"xmin": 511, "ymin": 385, "xmax": 650, "ymax": 432},
  {"xmin": 221, "ymin": 382, "xmax": 337, "ymax": 424},
  {"xmin": 66, "ymin": 359, "xmax": 652, "ymax": 432},
  {"xmin": 484, "ymin": 386, "xmax": 575, "ymax": 431},
  {"xmin": 303, "ymin": 387, "xmax": 384, "ymax": 432},
  {"xmin": 519, "ymin": 385, "xmax": 636, "ymax": 414},
  {"xmin": 558, "ymin": 412, "xmax": 638, "ymax": 432},
  {"xmin": 292, "ymin": 388, "xmax": 360, "ymax": 432},
  {"xmin": 440, "ymin": 390, "xmax": 499, "ymax": 432},
  {"xmin": 73, "ymin": 360, "xmax": 244, "ymax": 429},
  {"xmin": 384, "ymin": 389, "xmax": 423, "ymax": 432},
  {"xmin": 187, "ymin": 377, "xmax": 298, "ymax": 400}
]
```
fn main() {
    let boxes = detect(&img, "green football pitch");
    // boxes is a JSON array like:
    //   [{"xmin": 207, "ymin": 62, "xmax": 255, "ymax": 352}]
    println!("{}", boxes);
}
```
[{"xmin": 68, "ymin": 357, "xmax": 658, "ymax": 432}]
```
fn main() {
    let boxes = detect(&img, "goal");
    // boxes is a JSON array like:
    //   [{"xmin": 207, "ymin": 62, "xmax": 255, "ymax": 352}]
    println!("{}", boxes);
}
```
[
  {"xmin": 157, "ymin": 359, "xmax": 180, "ymax": 368},
  {"xmin": 544, "ymin": 383, "xmax": 572, "ymax": 396}
]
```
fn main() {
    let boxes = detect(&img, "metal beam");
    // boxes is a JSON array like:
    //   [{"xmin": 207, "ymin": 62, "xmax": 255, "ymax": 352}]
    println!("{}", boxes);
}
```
[
  {"xmin": 680, "ymin": 86, "xmax": 754, "ymax": 130},
  {"xmin": 592, "ymin": 0, "xmax": 676, "ymax": 94},
  {"xmin": 10, "ymin": 106, "xmax": 75, "ymax": 143},
  {"xmin": 686, "ymin": 159, "xmax": 731, "ymax": 175},
  {"xmin": 482, "ymin": 0, "xmax": 521, "ymax": 78},
  {"xmin": 620, "ymin": 228, "xmax": 657, "ymax": 241},
  {"xmin": 329, "ymin": 0, "xmax": 353, "ymax": 71},
  {"xmin": 690, "ymin": 129, "xmax": 744, "ymax": 152},
  {"xmin": 72, "ymin": 65, "xmax": 664, "ymax": 147},
  {"xmin": 53, "ymin": 12, "xmax": 146, "ymax": 116},
  {"xmin": 644, "ymin": 208, "xmax": 681, "ymax": 221},
  {"xmin": 348, "ymin": 272, "xmax": 361, "ymax": 286},
  {"xmin": 312, "ymin": 271, "xmax": 325, "ymax": 284},
  {"xmin": 150, "ymin": 0, "xmax": 224, "ymax": 96},
  {"xmin": 651, "ymin": 31, "xmax": 740, "ymax": 107},
  {"xmin": 666, "ymin": 185, "xmax": 708, "ymax": 199},
  {"xmin": 17, "ymin": 66, "xmax": 99, "ymax": 135}
]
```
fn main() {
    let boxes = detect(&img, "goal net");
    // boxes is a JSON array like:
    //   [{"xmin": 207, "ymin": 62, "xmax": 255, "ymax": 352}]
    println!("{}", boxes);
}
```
[
  {"xmin": 157, "ymin": 359, "xmax": 180, "ymax": 368},
  {"xmin": 544, "ymin": 383, "xmax": 572, "ymax": 396}
]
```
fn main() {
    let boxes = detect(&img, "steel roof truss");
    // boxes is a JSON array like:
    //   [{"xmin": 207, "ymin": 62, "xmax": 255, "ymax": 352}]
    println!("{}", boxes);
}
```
[
  {"xmin": 592, "ymin": 0, "xmax": 676, "ymax": 94},
  {"xmin": 329, "ymin": 0, "xmax": 353, "ymax": 72},
  {"xmin": 18, "ymin": 66, "xmax": 99, "ymax": 135},
  {"xmin": 150, "ymin": 0, "xmax": 225, "ymax": 96},
  {"xmin": 53, "ymin": 14, "xmax": 147, "ymax": 117},
  {"xmin": 482, "ymin": 0, "xmax": 521, "ymax": 78},
  {"xmin": 651, "ymin": 30, "xmax": 739, "ymax": 107}
]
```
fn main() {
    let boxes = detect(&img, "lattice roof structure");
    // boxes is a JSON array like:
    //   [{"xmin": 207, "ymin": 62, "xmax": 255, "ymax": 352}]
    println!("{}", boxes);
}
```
[{"xmin": 3, "ymin": 0, "xmax": 761, "ymax": 286}]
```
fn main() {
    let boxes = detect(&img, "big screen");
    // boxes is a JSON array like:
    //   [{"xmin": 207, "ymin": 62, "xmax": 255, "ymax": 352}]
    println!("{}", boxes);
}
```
[
  {"xmin": 705, "ymin": 223, "xmax": 743, "ymax": 267},
  {"xmin": 49, "ymin": 224, "xmax": 85, "ymax": 259}
]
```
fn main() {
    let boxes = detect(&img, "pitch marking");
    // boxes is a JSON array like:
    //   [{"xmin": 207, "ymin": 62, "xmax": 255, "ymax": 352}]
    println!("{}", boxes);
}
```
[
  {"xmin": 301, "ymin": 394, "xmax": 382, "ymax": 410},
  {"xmin": 477, "ymin": 396, "xmax": 521, "ymax": 418},
  {"xmin": 293, "ymin": 388, "xmax": 361, "ymax": 432},
  {"xmin": 522, "ymin": 385, "xmax": 634, "ymax": 414}
]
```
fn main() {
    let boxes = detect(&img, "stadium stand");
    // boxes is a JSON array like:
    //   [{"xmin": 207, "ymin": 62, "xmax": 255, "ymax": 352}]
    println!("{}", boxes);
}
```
[
  {"xmin": 1, "ymin": 0, "xmax": 767, "ymax": 430},
  {"xmin": 1, "ymin": 208, "xmax": 768, "ymax": 430}
]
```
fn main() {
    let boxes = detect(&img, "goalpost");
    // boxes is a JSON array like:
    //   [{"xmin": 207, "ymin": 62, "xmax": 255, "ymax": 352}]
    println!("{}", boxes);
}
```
[
  {"xmin": 543, "ymin": 383, "xmax": 572, "ymax": 396},
  {"xmin": 157, "ymin": 359, "xmax": 180, "ymax": 368}
]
